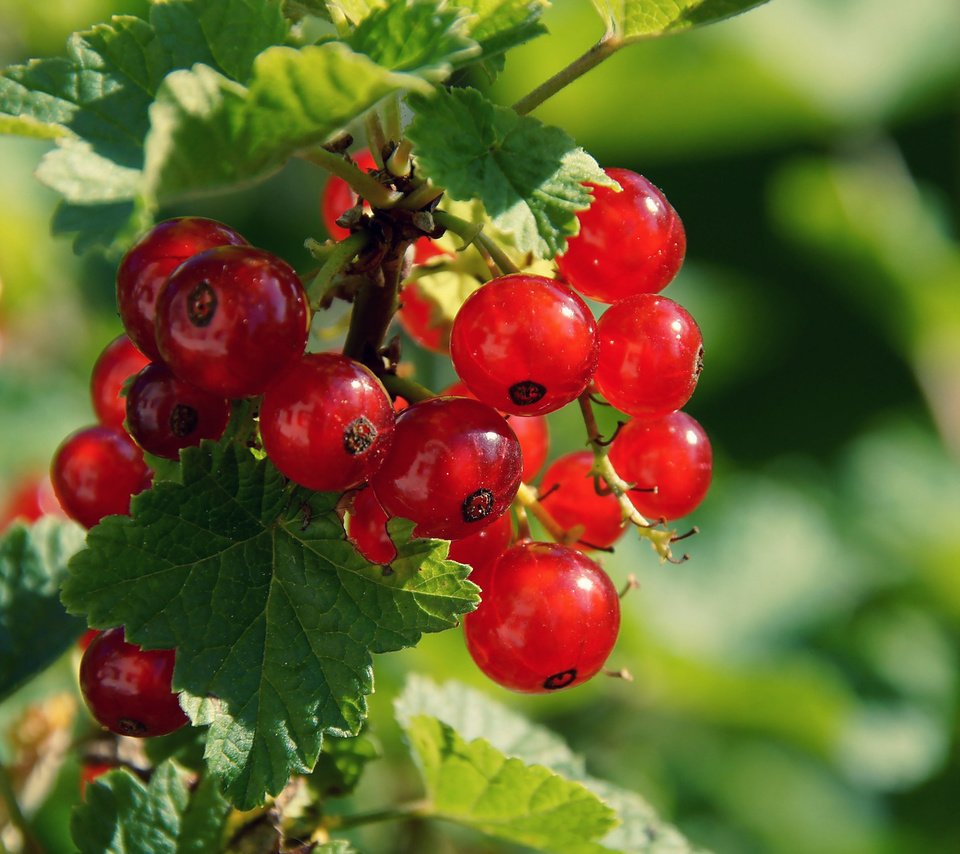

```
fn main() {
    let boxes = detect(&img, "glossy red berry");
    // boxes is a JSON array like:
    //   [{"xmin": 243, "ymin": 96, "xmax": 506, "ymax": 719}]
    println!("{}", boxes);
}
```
[
  {"xmin": 540, "ymin": 451, "xmax": 624, "ymax": 550},
  {"xmin": 371, "ymin": 397, "xmax": 522, "ymax": 539},
  {"xmin": 90, "ymin": 334, "xmax": 150, "ymax": 429},
  {"xmin": 321, "ymin": 150, "xmax": 378, "ymax": 240},
  {"xmin": 77, "ymin": 628, "xmax": 100, "ymax": 651},
  {"xmin": 397, "ymin": 280, "xmax": 450, "ymax": 354},
  {"xmin": 557, "ymin": 168, "xmax": 685, "ymax": 303},
  {"xmin": 80, "ymin": 762, "xmax": 114, "ymax": 797},
  {"xmin": 260, "ymin": 353, "xmax": 395, "ymax": 492},
  {"xmin": 593, "ymin": 294, "xmax": 703, "ymax": 418},
  {"xmin": 450, "ymin": 274, "xmax": 598, "ymax": 416},
  {"xmin": 79, "ymin": 627, "xmax": 187, "ymax": 738},
  {"xmin": 51, "ymin": 426, "xmax": 151, "ymax": 528},
  {"xmin": 608, "ymin": 411, "xmax": 712, "ymax": 520},
  {"xmin": 125, "ymin": 362, "xmax": 231, "ymax": 460},
  {"xmin": 464, "ymin": 541, "xmax": 620, "ymax": 693},
  {"xmin": 155, "ymin": 245, "xmax": 310, "ymax": 398},
  {"xmin": 0, "ymin": 474, "xmax": 61, "ymax": 531},
  {"xmin": 117, "ymin": 217, "xmax": 248, "ymax": 361}
]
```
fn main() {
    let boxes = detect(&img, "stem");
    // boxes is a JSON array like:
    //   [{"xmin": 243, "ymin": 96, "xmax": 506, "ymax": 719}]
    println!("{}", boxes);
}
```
[
  {"xmin": 514, "ymin": 483, "xmax": 580, "ymax": 545},
  {"xmin": 432, "ymin": 211, "xmax": 519, "ymax": 275},
  {"xmin": 301, "ymin": 147, "xmax": 401, "ymax": 208},
  {"xmin": 384, "ymin": 96, "xmax": 402, "ymax": 143},
  {"xmin": 387, "ymin": 139, "xmax": 413, "ymax": 178},
  {"xmin": 381, "ymin": 374, "xmax": 436, "ymax": 404},
  {"xmin": 0, "ymin": 764, "xmax": 42, "ymax": 854},
  {"xmin": 306, "ymin": 231, "xmax": 370, "ymax": 308},
  {"xmin": 325, "ymin": 799, "xmax": 432, "ymax": 831},
  {"xmin": 365, "ymin": 111, "xmax": 388, "ymax": 168},
  {"xmin": 512, "ymin": 34, "xmax": 622, "ymax": 116},
  {"xmin": 396, "ymin": 181, "xmax": 444, "ymax": 211}
]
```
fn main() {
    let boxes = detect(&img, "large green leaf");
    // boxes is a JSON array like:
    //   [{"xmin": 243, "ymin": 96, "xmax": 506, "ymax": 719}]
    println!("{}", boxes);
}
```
[
  {"xmin": 452, "ymin": 0, "xmax": 549, "ymax": 75},
  {"xmin": 61, "ymin": 442, "xmax": 478, "ymax": 809},
  {"xmin": 591, "ymin": 0, "xmax": 770, "ymax": 40}
]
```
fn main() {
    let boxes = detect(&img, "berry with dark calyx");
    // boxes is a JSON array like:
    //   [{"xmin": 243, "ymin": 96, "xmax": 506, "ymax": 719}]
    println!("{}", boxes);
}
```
[
  {"xmin": 608, "ymin": 411, "xmax": 712, "ymax": 520},
  {"xmin": 90, "ymin": 334, "xmax": 150, "ymax": 429},
  {"xmin": 556, "ymin": 168, "xmax": 685, "ymax": 303},
  {"xmin": 371, "ymin": 397, "xmax": 522, "ymax": 540},
  {"xmin": 125, "ymin": 362, "xmax": 231, "ymax": 460},
  {"xmin": 321, "ymin": 149, "xmax": 378, "ymax": 240},
  {"xmin": 155, "ymin": 245, "xmax": 310, "ymax": 398},
  {"xmin": 51, "ymin": 426, "xmax": 151, "ymax": 528},
  {"xmin": 464, "ymin": 541, "xmax": 620, "ymax": 693},
  {"xmin": 450, "ymin": 274, "xmax": 598, "ymax": 416},
  {"xmin": 540, "ymin": 451, "xmax": 624, "ymax": 550},
  {"xmin": 117, "ymin": 217, "xmax": 248, "ymax": 361},
  {"xmin": 593, "ymin": 294, "xmax": 703, "ymax": 418},
  {"xmin": 260, "ymin": 353, "xmax": 395, "ymax": 492},
  {"xmin": 79, "ymin": 627, "xmax": 187, "ymax": 738}
]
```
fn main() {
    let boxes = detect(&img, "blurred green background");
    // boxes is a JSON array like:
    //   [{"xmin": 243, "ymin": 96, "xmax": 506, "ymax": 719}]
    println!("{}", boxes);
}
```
[{"xmin": 2, "ymin": 1, "xmax": 960, "ymax": 852}]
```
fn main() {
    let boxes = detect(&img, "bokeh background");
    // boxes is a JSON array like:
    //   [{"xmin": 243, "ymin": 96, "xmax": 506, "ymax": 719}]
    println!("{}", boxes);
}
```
[{"xmin": 1, "ymin": 1, "xmax": 959, "ymax": 852}]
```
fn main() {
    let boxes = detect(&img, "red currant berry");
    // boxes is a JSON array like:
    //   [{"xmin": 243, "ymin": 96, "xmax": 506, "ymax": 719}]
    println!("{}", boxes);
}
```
[
  {"xmin": 464, "ymin": 541, "xmax": 620, "ymax": 693},
  {"xmin": 557, "ymin": 168, "xmax": 685, "ymax": 302},
  {"xmin": 321, "ymin": 150, "xmax": 377, "ymax": 240},
  {"xmin": 0, "ymin": 473, "xmax": 62, "ymax": 531},
  {"xmin": 80, "ymin": 762, "xmax": 115, "ymax": 797},
  {"xmin": 593, "ymin": 294, "xmax": 703, "ymax": 418},
  {"xmin": 90, "ymin": 334, "xmax": 150, "ymax": 429},
  {"xmin": 448, "ymin": 510, "xmax": 513, "ymax": 575},
  {"xmin": 540, "ymin": 451, "xmax": 624, "ymax": 550},
  {"xmin": 371, "ymin": 397, "xmax": 522, "ymax": 539},
  {"xmin": 450, "ymin": 274, "xmax": 598, "ymax": 416},
  {"xmin": 260, "ymin": 353, "xmax": 395, "ymax": 492},
  {"xmin": 117, "ymin": 217, "xmax": 248, "ymax": 360},
  {"xmin": 608, "ymin": 411, "xmax": 712, "ymax": 520},
  {"xmin": 397, "ymin": 280, "xmax": 450, "ymax": 354},
  {"xmin": 125, "ymin": 362, "xmax": 231, "ymax": 460},
  {"xmin": 79, "ymin": 627, "xmax": 187, "ymax": 738},
  {"xmin": 155, "ymin": 246, "xmax": 310, "ymax": 398},
  {"xmin": 51, "ymin": 426, "xmax": 151, "ymax": 528},
  {"xmin": 77, "ymin": 628, "xmax": 100, "ymax": 651},
  {"xmin": 412, "ymin": 236, "xmax": 447, "ymax": 265}
]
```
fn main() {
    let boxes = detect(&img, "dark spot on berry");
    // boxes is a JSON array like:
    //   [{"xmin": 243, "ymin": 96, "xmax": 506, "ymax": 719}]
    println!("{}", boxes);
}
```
[
  {"xmin": 117, "ymin": 717, "xmax": 148, "ymax": 736},
  {"xmin": 187, "ymin": 281, "xmax": 217, "ymax": 327},
  {"xmin": 543, "ymin": 669, "xmax": 577, "ymax": 690},
  {"xmin": 169, "ymin": 403, "xmax": 198, "ymax": 438},
  {"xmin": 694, "ymin": 345, "xmax": 704, "ymax": 380},
  {"xmin": 343, "ymin": 416, "xmax": 377, "ymax": 455},
  {"xmin": 462, "ymin": 488, "xmax": 495, "ymax": 523},
  {"xmin": 508, "ymin": 380, "xmax": 546, "ymax": 406}
]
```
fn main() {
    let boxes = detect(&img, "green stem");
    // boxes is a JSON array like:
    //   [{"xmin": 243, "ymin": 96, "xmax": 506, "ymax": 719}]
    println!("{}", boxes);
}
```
[
  {"xmin": 307, "ymin": 231, "xmax": 370, "ymax": 309},
  {"xmin": 301, "ymin": 147, "xmax": 401, "ymax": 208},
  {"xmin": 381, "ymin": 373, "xmax": 436, "ymax": 404},
  {"xmin": 325, "ymin": 799, "xmax": 432, "ymax": 831},
  {"xmin": 384, "ymin": 96, "xmax": 403, "ymax": 143},
  {"xmin": 0, "ymin": 764, "xmax": 42, "ymax": 854},
  {"xmin": 395, "ymin": 182, "xmax": 444, "ymax": 212},
  {"xmin": 512, "ymin": 34, "xmax": 621, "ymax": 116},
  {"xmin": 386, "ymin": 139, "xmax": 413, "ymax": 178},
  {"xmin": 365, "ymin": 111, "xmax": 388, "ymax": 168},
  {"xmin": 432, "ymin": 210, "xmax": 519, "ymax": 275}
]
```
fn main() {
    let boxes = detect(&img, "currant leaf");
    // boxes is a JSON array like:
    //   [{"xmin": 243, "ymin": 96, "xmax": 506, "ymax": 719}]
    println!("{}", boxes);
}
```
[
  {"xmin": 406, "ymin": 87, "xmax": 614, "ymax": 258},
  {"xmin": 0, "ymin": 518, "xmax": 86, "ymax": 701},
  {"xmin": 396, "ymin": 677, "xmax": 701, "ymax": 853},
  {"xmin": 71, "ymin": 762, "xmax": 230, "ymax": 854},
  {"xmin": 591, "ymin": 0, "xmax": 770, "ymax": 41},
  {"xmin": 62, "ymin": 441, "xmax": 478, "ymax": 809},
  {"xmin": 451, "ymin": 0, "xmax": 549, "ymax": 74}
]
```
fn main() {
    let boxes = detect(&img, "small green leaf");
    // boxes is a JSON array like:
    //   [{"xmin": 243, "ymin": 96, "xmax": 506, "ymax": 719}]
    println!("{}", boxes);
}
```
[
  {"xmin": 308, "ymin": 730, "xmax": 382, "ymax": 797},
  {"xmin": 62, "ymin": 442, "xmax": 478, "ymax": 809},
  {"xmin": 327, "ymin": 0, "xmax": 385, "ymax": 26},
  {"xmin": 407, "ymin": 87, "xmax": 612, "ymax": 258},
  {"xmin": 591, "ymin": 0, "xmax": 770, "ymax": 41},
  {"xmin": 0, "ymin": 518, "xmax": 86, "ymax": 701},
  {"xmin": 453, "ymin": 0, "xmax": 549, "ymax": 70},
  {"xmin": 71, "ymin": 762, "xmax": 230, "ymax": 854}
]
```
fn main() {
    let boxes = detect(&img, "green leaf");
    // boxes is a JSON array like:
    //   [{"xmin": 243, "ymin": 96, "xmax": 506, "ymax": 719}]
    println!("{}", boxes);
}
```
[
  {"xmin": 62, "ymin": 442, "xmax": 478, "ymax": 809},
  {"xmin": 591, "ymin": 0, "xmax": 770, "ymax": 41},
  {"xmin": 407, "ymin": 87, "xmax": 612, "ymax": 258},
  {"xmin": 326, "ymin": 0, "xmax": 385, "ymax": 26},
  {"xmin": 453, "ymin": 0, "xmax": 549, "ymax": 70},
  {"xmin": 307, "ymin": 730, "xmax": 381, "ymax": 797},
  {"xmin": 0, "ymin": 518, "xmax": 87, "ymax": 701},
  {"xmin": 71, "ymin": 762, "xmax": 230, "ymax": 854}
]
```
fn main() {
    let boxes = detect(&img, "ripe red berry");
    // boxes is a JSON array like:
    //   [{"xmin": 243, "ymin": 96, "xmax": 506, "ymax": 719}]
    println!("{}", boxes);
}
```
[
  {"xmin": 155, "ymin": 245, "xmax": 310, "ymax": 398},
  {"xmin": 556, "ymin": 168, "xmax": 685, "ymax": 302},
  {"xmin": 464, "ymin": 541, "xmax": 620, "ymax": 693},
  {"xmin": 79, "ymin": 627, "xmax": 187, "ymax": 738},
  {"xmin": 90, "ymin": 334, "xmax": 150, "ymax": 429},
  {"xmin": 540, "ymin": 451, "xmax": 624, "ymax": 550},
  {"xmin": 397, "ymin": 281, "xmax": 450, "ymax": 354},
  {"xmin": 116, "ymin": 217, "xmax": 248, "ymax": 361},
  {"xmin": 51, "ymin": 426, "xmax": 151, "ymax": 528},
  {"xmin": 321, "ymin": 150, "xmax": 378, "ymax": 240},
  {"xmin": 77, "ymin": 628, "xmax": 100, "ymax": 651},
  {"xmin": 450, "ymin": 274, "xmax": 598, "ymax": 416},
  {"xmin": 80, "ymin": 761, "xmax": 115, "ymax": 797},
  {"xmin": 608, "ymin": 411, "xmax": 712, "ymax": 520},
  {"xmin": 125, "ymin": 362, "xmax": 231, "ymax": 460},
  {"xmin": 371, "ymin": 397, "xmax": 522, "ymax": 539},
  {"xmin": 593, "ymin": 294, "xmax": 703, "ymax": 418},
  {"xmin": 0, "ymin": 474, "xmax": 62, "ymax": 531},
  {"xmin": 260, "ymin": 353, "xmax": 395, "ymax": 492}
]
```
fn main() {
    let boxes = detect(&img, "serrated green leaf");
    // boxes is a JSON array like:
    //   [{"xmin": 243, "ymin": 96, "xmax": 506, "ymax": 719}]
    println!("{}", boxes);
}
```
[
  {"xmin": 308, "ymin": 730, "xmax": 381, "ymax": 797},
  {"xmin": 327, "ymin": 0, "xmax": 385, "ymax": 26},
  {"xmin": 71, "ymin": 762, "xmax": 230, "ymax": 854},
  {"xmin": 407, "ymin": 87, "xmax": 612, "ymax": 258},
  {"xmin": 0, "ymin": 518, "xmax": 86, "ymax": 701},
  {"xmin": 62, "ymin": 442, "xmax": 478, "ymax": 809},
  {"xmin": 591, "ymin": 0, "xmax": 769, "ymax": 41},
  {"xmin": 453, "ymin": 0, "xmax": 549, "ymax": 68}
]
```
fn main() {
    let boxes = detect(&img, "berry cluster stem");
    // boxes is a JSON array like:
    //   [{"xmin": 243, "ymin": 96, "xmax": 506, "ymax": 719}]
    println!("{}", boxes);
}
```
[
  {"xmin": 306, "ymin": 231, "xmax": 370, "ymax": 309},
  {"xmin": 324, "ymin": 799, "xmax": 432, "ymax": 831},
  {"xmin": 303, "ymin": 147, "xmax": 401, "ymax": 208},
  {"xmin": 514, "ymin": 483, "xmax": 582, "ymax": 546}
]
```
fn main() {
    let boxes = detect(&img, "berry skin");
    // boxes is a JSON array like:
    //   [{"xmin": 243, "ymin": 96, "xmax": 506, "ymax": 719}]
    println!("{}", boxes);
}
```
[
  {"xmin": 125, "ymin": 362, "xmax": 231, "ymax": 460},
  {"xmin": 90, "ymin": 334, "xmax": 150, "ymax": 429},
  {"xmin": 556, "ymin": 168, "xmax": 685, "ymax": 303},
  {"xmin": 260, "ymin": 353, "xmax": 395, "ymax": 492},
  {"xmin": 608, "ymin": 411, "xmax": 712, "ymax": 520},
  {"xmin": 464, "ymin": 541, "xmax": 620, "ymax": 693},
  {"xmin": 117, "ymin": 217, "xmax": 248, "ymax": 361},
  {"xmin": 51, "ymin": 426, "xmax": 151, "ymax": 528},
  {"xmin": 371, "ymin": 397, "xmax": 522, "ymax": 540},
  {"xmin": 397, "ymin": 281, "xmax": 450, "ymax": 354},
  {"xmin": 321, "ymin": 150, "xmax": 378, "ymax": 240},
  {"xmin": 80, "ymin": 762, "xmax": 115, "ymax": 797},
  {"xmin": 540, "ymin": 451, "xmax": 624, "ymax": 550},
  {"xmin": 593, "ymin": 294, "xmax": 703, "ymax": 418},
  {"xmin": 450, "ymin": 274, "xmax": 598, "ymax": 416},
  {"xmin": 79, "ymin": 627, "xmax": 187, "ymax": 738},
  {"xmin": 0, "ymin": 474, "xmax": 62, "ymax": 531},
  {"xmin": 155, "ymin": 245, "xmax": 310, "ymax": 398}
]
